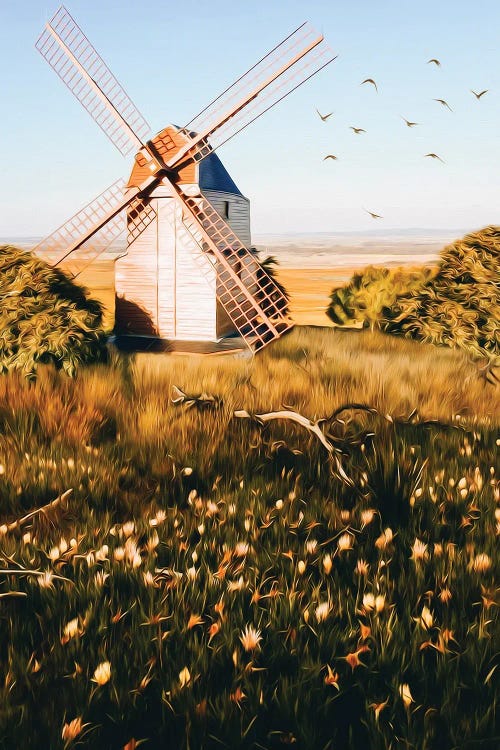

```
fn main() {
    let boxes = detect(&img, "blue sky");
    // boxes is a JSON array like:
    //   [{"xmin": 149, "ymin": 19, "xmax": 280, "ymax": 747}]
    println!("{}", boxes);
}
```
[{"xmin": 0, "ymin": 0, "xmax": 498, "ymax": 236}]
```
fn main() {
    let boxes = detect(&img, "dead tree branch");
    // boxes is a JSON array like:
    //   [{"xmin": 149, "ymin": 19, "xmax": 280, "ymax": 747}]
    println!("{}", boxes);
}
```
[{"xmin": 2, "ymin": 489, "xmax": 73, "ymax": 534}]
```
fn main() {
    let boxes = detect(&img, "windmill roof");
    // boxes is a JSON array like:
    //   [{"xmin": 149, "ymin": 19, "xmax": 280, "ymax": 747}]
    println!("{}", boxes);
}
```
[{"xmin": 199, "ymin": 152, "xmax": 243, "ymax": 196}]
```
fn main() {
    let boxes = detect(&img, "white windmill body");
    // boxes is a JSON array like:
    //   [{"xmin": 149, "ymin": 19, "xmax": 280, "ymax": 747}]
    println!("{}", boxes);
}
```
[
  {"xmin": 33, "ymin": 7, "xmax": 335, "ymax": 353},
  {"xmin": 116, "ymin": 150, "xmax": 252, "ymax": 341}
]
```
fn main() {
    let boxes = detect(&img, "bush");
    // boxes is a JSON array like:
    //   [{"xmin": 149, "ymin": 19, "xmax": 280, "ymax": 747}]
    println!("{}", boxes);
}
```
[
  {"xmin": 0, "ymin": 245, "xmax": 107, "ymax": 378},
  {"xmin": 387, "ymin": 226, "xmax": 500, "ymax": 364},
  {"xmin": 327, "ymin": 265, "xmax": 432, "ymax": 329},
  {"xmin": 327, "ymin": 226, "xmax": 500, "ymax": 365}
]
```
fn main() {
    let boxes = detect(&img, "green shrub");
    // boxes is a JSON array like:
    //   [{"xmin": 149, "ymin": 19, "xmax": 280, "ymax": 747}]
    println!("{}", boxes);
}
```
[
  {"xmin": 327, "ymin": 265, "xmax": 432, "ymax": 329},
  {"xmin": 327, "ymin": 226, "xmax": 500, "ymax": 364},
  {"xmin": 387, "ymin": 226, "xmax": 500, "ymax": 363},
  {"xmin": 0, "ymin": 245, "xmax": 106, "ymax": 378}
]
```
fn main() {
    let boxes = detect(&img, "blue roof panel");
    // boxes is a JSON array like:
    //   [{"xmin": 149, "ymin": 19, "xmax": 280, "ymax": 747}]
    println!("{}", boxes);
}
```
[{"xmin": 199, "ymin": 152, "xmax": 243, "ymax": 196}]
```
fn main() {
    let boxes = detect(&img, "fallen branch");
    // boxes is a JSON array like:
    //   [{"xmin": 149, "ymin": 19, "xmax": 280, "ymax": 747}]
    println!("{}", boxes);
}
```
[
  {"xmin": 2, "ymin": 489, "xmax": 73, "ymax": 534},
  {"xmin": 172, "ymin": 385, "xmax": 223, "ymax": 410},
  {"xmin": 234, "ymin": 410, "xmax": 334, "ymax": 453},
  {"xmin": 328, "ymin": 403, "xmax": 467, "ymax": 432},
  {"xmin": 234, "ymin": 409, "xmax": 354, "ymax": 487}
]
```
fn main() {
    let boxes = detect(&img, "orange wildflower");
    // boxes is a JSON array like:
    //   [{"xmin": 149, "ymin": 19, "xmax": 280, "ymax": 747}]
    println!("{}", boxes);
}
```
[
  {"xmin": 324, "ymin": 664, "xmax": 339, "ymax": 688},
  {"xmin": 187, "ymin": 614, "xmax": 204, "ymax": 630},
  {"xmin": 369, "ymin": 697, "xmax": 389, "ymax": 723},
  {"xmin": 344, "ymin": 645, "xmax": 370, "ymax": 670},
  {"xmin": 230, "ymin": 686, "xmax": 246, "ymax": 706},
  {"xmin": 359, "ymin": 622, "xmax": 371, "ymax": 642},
  {"xmin": 62, "ymin": 716, "xmax": 86, "ymax": 742},
  {"xmin": 208, "ymin": 622, "xmax": 221, "ymax": 641}
]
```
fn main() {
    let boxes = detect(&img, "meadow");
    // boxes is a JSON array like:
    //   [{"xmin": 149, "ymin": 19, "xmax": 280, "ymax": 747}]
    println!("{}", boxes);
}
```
[{"xmin": 0, "ymin": 327, "xmax": 498, "ymax": 749}]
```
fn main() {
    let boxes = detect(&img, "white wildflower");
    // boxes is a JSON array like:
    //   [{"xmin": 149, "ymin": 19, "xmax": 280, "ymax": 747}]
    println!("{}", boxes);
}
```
[
  {"xmin": 399, "ymin": 683, "xmax": 413, "ymax": 708},
  {"xmin": 178, "ymin": 666, "xmax": 191, "ymax": 688},
  {"xmin": 315, "ymin": 601, "xmax": 331, "ymax": 623},
  {"xmin": 240, "ymin": 624, "xmax": 262, "ymax": 651},
  {"xmin": 337, "ymin": 532, "xmax": 354, "ymax": 552},
  {"xmin": 306, "ymin": 539, "xmax": 318, "ymax": 555},
  {"xmin": 363, "ymin": 593, "xmax": 376, "ymax": 611},
  {"xmin": 323, "ymin": 554, "xmax": 333, "ymax": 575},
  {"xmin": 122, "ymin": 521, "xmax": 135, "ymax": 538},
  {"xmin": 360, "ymin": 509, "xmax": 376, "ymax": 527},
  {"xmin": 419, "ymin": 605, "xmax": 433, "ymax": 629},
  {"xmin": 411, "ymin": 538, "xmax": 428, "ymax": 562},
  {"xmin": 92, "ymin": 661, "xmax": 111, "ymax": 685},
  {"xmin": 472, "ymin": 553, "xmax": 492, "ymax": 573}
]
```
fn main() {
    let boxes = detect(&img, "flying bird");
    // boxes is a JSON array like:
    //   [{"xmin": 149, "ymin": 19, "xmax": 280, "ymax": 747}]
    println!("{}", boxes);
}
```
[
  {"xmin": 361, "ymin": 78, "xmax": 378, "ymax": 92},
  {"xmin": 424, "ymin": 153, "xmax": 445, "ymax": 163},
  {"xmin": 316, "ymin": 108, "xmax": 333, "ymax": 121},
  {"xmin": 427, "ymin": 58, "xmax": 441, "ymax": 66},
  {"xmin": 323, "ymin": 154, "xmax": 338, "ymax": 161},
  {"xmin": 402, "ymin": 117, "xmax": 419, "ymax": 127},
  {"xmin": 471, "ymin": 89, "xmax": 488, "ymax": 99},
  {"xmin": 364, "ymin": 208, "xmax": 383, "ymax": 219},
  {"xmin": 433, "ymin": 98, "xmax": 453, "ymax": 111},
  {"xmin": 350, "ymin": 126, "xmax": 366, "ymax": 134}
]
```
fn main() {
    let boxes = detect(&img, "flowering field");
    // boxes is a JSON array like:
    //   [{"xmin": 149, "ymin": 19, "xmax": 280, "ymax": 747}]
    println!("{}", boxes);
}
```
[{"xmin": 0, "ymin": 327, "xmax": 498, "ymax": 749}]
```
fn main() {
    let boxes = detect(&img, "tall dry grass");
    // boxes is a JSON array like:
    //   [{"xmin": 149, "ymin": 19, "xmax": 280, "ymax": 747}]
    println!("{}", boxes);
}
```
[{"xmin": 0, "ymin": 327, "xmax": 498, "ymax": 749}]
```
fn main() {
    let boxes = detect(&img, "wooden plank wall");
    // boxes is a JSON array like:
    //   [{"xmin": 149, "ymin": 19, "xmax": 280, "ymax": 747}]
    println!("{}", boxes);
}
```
[
  {"xmin": 115, "ymin": 202, "xmax": 159, "ymax": 335},
  {"xmin": 157, "ymin": 199, "xmax": 176, "ymax": 338},
  {"xmin": 173, "ymin": 203, "xmax": 217, "ymax": 340},
  {"xmin": 75, "ymin": 190, "xmax": 251, "ymax": 342},
  {"xmin": 203, "ymin": 190, "xmax": 251, "ymax": 338},
  {"xmin": 202, "ymin": 190, "xmax": 251, "ymax": 248}
]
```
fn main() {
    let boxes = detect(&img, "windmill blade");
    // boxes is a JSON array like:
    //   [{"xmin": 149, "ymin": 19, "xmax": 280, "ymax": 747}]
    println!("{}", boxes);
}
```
[
  {"xmin": 36, "ymin": 5, "xmax": 150, "ymax": 156},
  {"xmin": 33, "ymin": 178, "xmax": 157, "ymax": 270},
  {"xmin": 169, "ymin": 22, "xmax": 335, "ymax": 168},
  {"xmin": 168, "ymin": 183, "xmax": 293, "ymax": 352}
]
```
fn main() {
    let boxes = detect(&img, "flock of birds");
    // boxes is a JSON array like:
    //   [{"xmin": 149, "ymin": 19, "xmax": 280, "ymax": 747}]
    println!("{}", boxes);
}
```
[{"xmin": 316, "ymin": 58, "xmax": 489, "ymax": 219}]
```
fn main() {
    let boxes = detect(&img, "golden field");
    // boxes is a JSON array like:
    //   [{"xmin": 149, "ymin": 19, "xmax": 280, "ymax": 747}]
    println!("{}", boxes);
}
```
[
  {"xmin": 277, "ymin": 267, "xmax": 354, "ymax": 326},
  {"xmin": 64, "ymin": 260, "xmax": 369, "ymax": 329}
]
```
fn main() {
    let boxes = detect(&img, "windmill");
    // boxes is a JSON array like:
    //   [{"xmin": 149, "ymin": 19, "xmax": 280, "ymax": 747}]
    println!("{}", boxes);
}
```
[{"xmin": 33, "ymin": 6, "xmax": 334, "ymax": 352}]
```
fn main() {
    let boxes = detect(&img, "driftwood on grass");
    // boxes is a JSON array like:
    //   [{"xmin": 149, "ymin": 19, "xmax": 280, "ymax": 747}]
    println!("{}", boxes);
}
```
[
  {"xmin": 171, "ymin": 385, "xmax": 465, "ymax": 486},
  {"xmin": 171, "ymin": 385, "xmax": 223, "ymax": 410},
  {"xmin": 234, "ymin": 409, "xmax": 335, "ymax": 453},
  {"xmin": 1, "ymin": 489, "xmax": 73, "ymax": 534},
  {"xmin": 234, "ymin": 409, "xmax": 354, "ymax": 486},
  {"xmin": 328, "ymin": 403, "xmax": 467, "ymax": 432}
]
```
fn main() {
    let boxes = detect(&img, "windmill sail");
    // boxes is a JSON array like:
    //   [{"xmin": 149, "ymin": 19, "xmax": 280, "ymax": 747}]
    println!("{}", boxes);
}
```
[
  {"xmin": 36, "ymin": 5, "xmax": 150, "ymax": 156},
  {"xmin": 170, "ymin": 185, "xmax": 292, "ymax": 351},
  {"xmin": 33, "ymin": 179, "xmax": 157, "ymax": 271},
  {"xmin": 169, "ymin": 22, "xmax": 335, "ymax": 168}
]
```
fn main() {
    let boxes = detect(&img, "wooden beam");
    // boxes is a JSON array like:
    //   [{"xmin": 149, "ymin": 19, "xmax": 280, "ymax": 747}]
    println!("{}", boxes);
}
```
[
  {"xmin": 166, "ymin": 33, "xmax": 325, "ymax": 169},
  {"xmin": 45, "ymin": 20, "xmax": 145, "ymax": 154}
]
